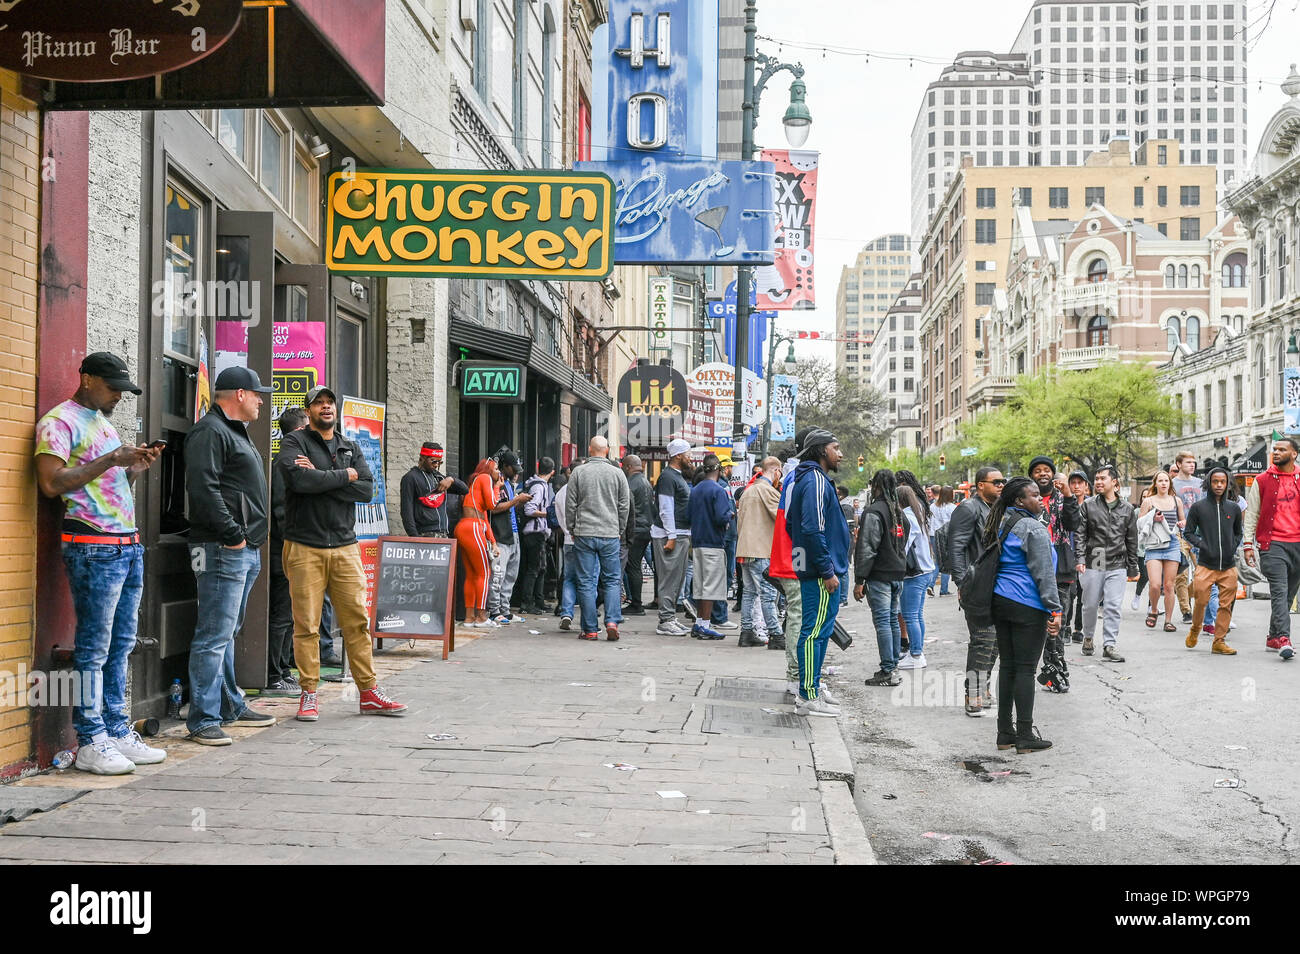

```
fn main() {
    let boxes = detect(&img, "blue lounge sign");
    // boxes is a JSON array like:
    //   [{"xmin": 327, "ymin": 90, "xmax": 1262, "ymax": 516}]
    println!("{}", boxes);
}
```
[{"xmin": 578, "ymin": 0, "xmax": 775, "ymax": 265}]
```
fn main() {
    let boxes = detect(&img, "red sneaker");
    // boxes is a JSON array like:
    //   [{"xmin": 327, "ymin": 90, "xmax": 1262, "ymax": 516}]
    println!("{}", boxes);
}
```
[
  {"xmin": 1280, "ymin": 637, "xmax": 1296, "ymax": 661},
  {"xmin": 296, "ymin": 691, "xmax": 319, "ymax": 722},
  {"xmin": 1203, "ymin": 624, "xmax": 1216, "ymax": 636},
  {"xmin": 1266, "ymin": 636, "xmax": 1283, "ymax": 653},
  {"xmin": 578, "ymin": 631, "xmax": 599, "ymax": 641},
  {"xmin": 605, "ymin": 623, "xmax": 620, "ymax": 642},
  {"xmin": 359, "ymin": 685, "xmax": 408, "ymax": 716}
]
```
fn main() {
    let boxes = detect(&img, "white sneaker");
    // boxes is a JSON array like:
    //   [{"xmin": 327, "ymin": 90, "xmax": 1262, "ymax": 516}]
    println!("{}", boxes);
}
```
[
  {"xmin": 109, "ymin": 730, "xmax": 166, "ymax": 766},
  {"xmin": 820, "ymin": 685, "xmax": 841, "ymax": 706},
  {"xmin": 786, "ymin": 680, "xmax": 800, "ymax": 698},
  {"xmin": 1130, "ymin": 595, "xmax": 1141, "ymax": 611},
  {"xmin": 795, "ymin": 695, "xmax": 840, "ymax": 718},
  {"xmin": 714, "ymin": 620, "xmax": 740, "ymax": 631},
  {"xmin": 897, "ymin": 653, "xmax": 927, "ymax": 670},
  {"xmin": 75, "ymin": 737, "xmax": 135, "ymax": 775},
  {"xmin": 656, "ymin": 621, "xmax": 689, "ymax": 636}
]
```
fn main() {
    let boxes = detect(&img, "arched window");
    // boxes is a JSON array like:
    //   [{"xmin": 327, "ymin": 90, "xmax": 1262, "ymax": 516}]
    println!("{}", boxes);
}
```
[
  {"xmin": 1087, "ymin": 314, "xmax": 1110, "ymax": 347},
  {"xmin": 1191, "ymin": 265, "xmax": 1201, "ymax": 288},
  {"xmin": 1178, "ymin": 264, "xmax": 1189, "ymax": 288},
  {"xmin": 1257, "ymin": 345, "xmax": 1268, "ymax": 408},
  {"xmin": 1166, "ymin": 316, "xmax": 1181, "ymax": 351},
  {"xmin": 1165, "ymin": 264, "xmax": 1176, "ymax": 288},
  {"xmin": 1087, "ymin": 257, "xmax": 1108, "ymax": 283},
  {"xmin": 1222, "ymin": 252, "xmax": 1246, "ymax": 287},
  {"xmin": 1278, "ymin": 337, "xmax": 1287, "ymax": 407},
  {"xmin": 1185, "ymin": 315, "xmax": 1201, "ymax": 351}
]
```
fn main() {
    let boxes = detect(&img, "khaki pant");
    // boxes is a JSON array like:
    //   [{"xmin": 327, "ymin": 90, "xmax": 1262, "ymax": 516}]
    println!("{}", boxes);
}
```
[
  {"xmin": 1190, "ymin": 564, "xmax": 1237, "ymax": 641},
  {"xmin": 283, "ymin": 540, "xmax": 376, "ymax": 693},
  {"xmin": 1175, "ymin": 538, "xmax": 1195, "ymax": 614}
]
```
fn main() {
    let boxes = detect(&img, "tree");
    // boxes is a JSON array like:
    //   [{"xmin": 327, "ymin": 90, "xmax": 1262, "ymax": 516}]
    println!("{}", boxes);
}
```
[
  {"xmin": 784, "ymin": 358, "xmax": 891, "ymax": 470},
  {"xmin": 963, "ymin": 363, "xmax": 1183, "ymax": 478}
]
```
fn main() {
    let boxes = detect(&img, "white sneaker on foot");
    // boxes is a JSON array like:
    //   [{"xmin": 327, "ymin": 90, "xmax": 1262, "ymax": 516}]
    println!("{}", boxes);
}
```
[
  {"xmin": 897, "ymin": 653, "xmax": 927, "ymax": 670},
  {"xmin": 656, "ymin": 621, "xmax": 689, "ymax": 636},
  {"xmin": 1130, "ymin": 595, "xmax": 1141, "ymax": 611},
  {"xmin": 713, "ymin": 620, "xmax": 740, "ymax": 631},
  {"xmin": 786, "ymin": 680, "xmax": 799, "ymax": 698},
  {"xmin": 820, "ymin": 685, "xmax": 841, "ymax": 705},
  {"xmin": 795, "ymin": 695, "xmax": 840, "ymax": 718},
  {"xmin": 75, "ymin": 737, "xmax": 135, "ymax": 775},
  {"xmin": 109, "ymin": 730, "xmax": 166, "ymax": 766}
]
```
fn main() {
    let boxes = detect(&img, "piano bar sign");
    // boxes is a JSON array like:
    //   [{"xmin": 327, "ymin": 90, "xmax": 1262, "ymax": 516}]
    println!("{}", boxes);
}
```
[
  {"xmin": 0, "ymin": 0, "xmax": 244, "ymax": 82},
  {"xmin": 327, "ymin": 169, "xmax": 616, "ymax": 280}
]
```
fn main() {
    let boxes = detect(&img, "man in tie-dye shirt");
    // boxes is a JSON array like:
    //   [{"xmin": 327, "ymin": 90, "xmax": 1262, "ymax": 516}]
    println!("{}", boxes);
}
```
[{"xmin": 34, "ymin": 353, "xmax": 161, "ymax": 776}]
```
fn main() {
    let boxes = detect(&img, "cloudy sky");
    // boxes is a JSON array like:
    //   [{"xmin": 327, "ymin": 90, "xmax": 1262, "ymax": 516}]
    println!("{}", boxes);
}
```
[{"xmin": 749, "ymin": 0, "xmax": 1300, "ymax": 366}]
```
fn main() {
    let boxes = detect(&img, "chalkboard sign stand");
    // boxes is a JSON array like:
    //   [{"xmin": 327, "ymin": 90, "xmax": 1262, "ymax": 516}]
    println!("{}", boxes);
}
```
[{"xmin": 369, "ymin": 535, "xmax": 459, "ymax": 660}]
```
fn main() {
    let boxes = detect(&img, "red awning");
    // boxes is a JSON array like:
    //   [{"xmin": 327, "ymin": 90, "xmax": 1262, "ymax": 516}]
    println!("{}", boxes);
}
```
[{"xmin": 43, "ymin": 0, "xmax": 385, "ymax": 110}]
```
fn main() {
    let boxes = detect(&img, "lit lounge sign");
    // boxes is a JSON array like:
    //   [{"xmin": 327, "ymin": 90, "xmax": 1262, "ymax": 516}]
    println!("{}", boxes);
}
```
[
  {"xmin": 460, "ymin": 363, "xmax": 526, "ymax": 403},
  {"xmin": 327, "ymin": 169, "xmax": 615, "ymax": 280},
  {"xmin": 0, "ymin": 0, "xmax": 243, "ymax": 82}
]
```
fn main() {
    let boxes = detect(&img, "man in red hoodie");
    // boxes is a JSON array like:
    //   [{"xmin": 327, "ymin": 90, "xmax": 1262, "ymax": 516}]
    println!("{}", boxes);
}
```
[
  {"xmin": 769, "ymin": 431, "xmax": 810, "ymax": 695},
  {"xmin": 1244, "ymin": 437, "xmax": 1300, "ymax": 660}
]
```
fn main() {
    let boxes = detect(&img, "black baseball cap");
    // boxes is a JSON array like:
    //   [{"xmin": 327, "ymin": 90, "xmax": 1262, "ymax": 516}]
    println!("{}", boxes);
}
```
[
  {"xmin": 304, "ymin": 385, "xmax": 337, "ymax": 406},
  {"xmin": 214, "ymin": 366, "xmax": 273, "ymax": 393},
  {"xmin": 80, "ymin": 352, "xmax": 141, "ymax": 394}
]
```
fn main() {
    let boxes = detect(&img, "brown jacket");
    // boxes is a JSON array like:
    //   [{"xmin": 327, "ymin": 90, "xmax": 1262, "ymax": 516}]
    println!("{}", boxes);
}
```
[{"xmin": 736, "ymin": 476, "xmax": 781, "ymax": 559}]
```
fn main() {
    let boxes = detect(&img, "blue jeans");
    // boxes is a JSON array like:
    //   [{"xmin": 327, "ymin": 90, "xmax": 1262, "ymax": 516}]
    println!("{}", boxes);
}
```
[
  {"xmin": 64, "ymin": 542, "xmax": 144, "ymax": 745},
  {"xmin": 575, "ymin": 536, "xmax": 623, "ymax": 633},
  {"xmin": 741, "ymin": 558, "xmax": 781, "ymax": 634},
  {"xmin": 1204, "ymin": 585, "xmax": 1220, "ymax": 628},
  {"xmin": 559, "ymin": 543, "xmax": 579, "ymax": 618},
  {"xmin": 901, "ymin": 573, "xmax": 931, "ymax": 656},
  {"xmin": 187, "ymin": 543, "xmax": 260, "ymax": 733},
  {"xmin": 868, "ymin": 579, "xmax": 903, "ymax": 672},
  {"xmin": 712, "ymin": 536, "xmax": 736, "ymax": 624},
  {"xmin": 318, "ymin": 594, "xmax": 337, "ymax": 656},
  {"xmin": 797, "ymin": 576, "xmax": 841, "ymax": 700}
]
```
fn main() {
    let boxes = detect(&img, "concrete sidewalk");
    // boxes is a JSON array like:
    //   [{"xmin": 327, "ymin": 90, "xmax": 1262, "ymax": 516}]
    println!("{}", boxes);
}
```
[{"xmin": 0, "ymin": 613, "xmax": 869, "ymax": 864}]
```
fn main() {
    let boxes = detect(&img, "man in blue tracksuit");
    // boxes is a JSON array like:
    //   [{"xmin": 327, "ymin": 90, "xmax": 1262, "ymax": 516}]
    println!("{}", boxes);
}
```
[{"xmin": 786, "ymin": 428, "xmax": 851, "ymax": 717}]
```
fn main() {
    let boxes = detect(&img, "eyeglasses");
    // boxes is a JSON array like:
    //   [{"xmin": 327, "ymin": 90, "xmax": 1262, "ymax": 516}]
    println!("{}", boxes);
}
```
[{"xmin": 980, "ymin": 478, "xmax": 1007, "ymax": 486}]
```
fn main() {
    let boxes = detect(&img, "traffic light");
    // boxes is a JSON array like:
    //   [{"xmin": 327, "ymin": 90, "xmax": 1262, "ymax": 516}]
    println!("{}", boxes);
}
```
[
  {"xmin": 857, "ymin": 455, "xmax": 865, "ymax": 473},
  {"xmin": 939, "ymin": 453, "xmax": 947, "ymax": 471}
]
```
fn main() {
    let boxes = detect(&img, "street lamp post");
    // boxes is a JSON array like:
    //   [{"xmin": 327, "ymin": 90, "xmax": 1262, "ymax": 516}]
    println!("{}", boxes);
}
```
[
  {"xmin": 731, "ymin": 0, "xmax": 810, "ymax": 459},
  {"xmin": 760, "ymin": 332, "xmax": 798, "ymax": 457}
]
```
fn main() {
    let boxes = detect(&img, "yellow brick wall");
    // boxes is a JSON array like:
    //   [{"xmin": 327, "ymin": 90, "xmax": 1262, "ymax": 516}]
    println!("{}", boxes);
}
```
[{"xmin": 0, "ymin": 69, "xmax": 39, "ymax": 776}]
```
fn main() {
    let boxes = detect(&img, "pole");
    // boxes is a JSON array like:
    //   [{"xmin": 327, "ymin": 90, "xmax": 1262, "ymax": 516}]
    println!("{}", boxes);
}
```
[
  {"xmin": 761, "ymin": 331, "xmax": 780, "ymax": 458},
  {"xmin": 733, "ymin": 0, "xmax": 757, "ymax": 456}
]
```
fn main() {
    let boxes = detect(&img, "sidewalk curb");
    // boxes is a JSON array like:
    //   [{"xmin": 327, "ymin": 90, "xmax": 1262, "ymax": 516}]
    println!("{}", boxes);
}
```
[{"xmin": 809, "ymin": 717, "xmax": 876, "ymax": 864}]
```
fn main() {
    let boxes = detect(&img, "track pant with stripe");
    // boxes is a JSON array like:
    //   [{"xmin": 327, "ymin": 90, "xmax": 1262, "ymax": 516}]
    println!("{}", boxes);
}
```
[
  {"xmin": 797, "ymin": 576, "xmax": 841, "ymax": 702},
  {"xmin": 455, "ymin": 518, "xmax": 493, "ymax": 611}
]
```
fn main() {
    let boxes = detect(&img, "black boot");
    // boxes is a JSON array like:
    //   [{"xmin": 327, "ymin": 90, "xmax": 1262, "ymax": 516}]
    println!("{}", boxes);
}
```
[
  {"xmin": 737, "ymin": 629, "xmax": 765, "ymax": 648},
  {"xmin": 996, "ymin": 731, "xmax": 1016, "ymax": 750},
  {"xmin": 766, "ymin": 634, "xmax": 786, "ymax": 651},
  {"xmin": 1016, "ymin": 722, "xmax": 1053, "ymax": 754}
]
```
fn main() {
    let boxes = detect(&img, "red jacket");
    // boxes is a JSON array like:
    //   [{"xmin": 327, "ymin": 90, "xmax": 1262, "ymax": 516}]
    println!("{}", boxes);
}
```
[
  {"xmin": 769, "ymin": 472, "xmax": 798, "ymax": 579},
  {"xmin": 1252, "ymin": 465, "xmax": 1300, "ymax": 550}
]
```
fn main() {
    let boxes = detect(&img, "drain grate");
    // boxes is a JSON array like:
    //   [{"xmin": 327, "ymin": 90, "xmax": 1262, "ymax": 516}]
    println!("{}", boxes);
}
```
[
  {"xmin": 706, "ymin": 684, "xmax": 791, "ymax": 705},
  {"xmin": 701, "ymin": 704, "xmax": 807, "ymax": 738}
]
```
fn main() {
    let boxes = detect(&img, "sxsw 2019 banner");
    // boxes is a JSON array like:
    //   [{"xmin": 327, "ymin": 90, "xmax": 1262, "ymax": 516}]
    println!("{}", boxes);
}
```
[{"xmin": 756, "ymin": 150, "xmax": 819, "ymax": 311}]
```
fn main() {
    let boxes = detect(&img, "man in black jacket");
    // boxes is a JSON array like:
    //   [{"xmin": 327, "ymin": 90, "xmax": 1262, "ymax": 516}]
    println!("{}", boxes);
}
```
[
  {"xmin": 399, "ymin": 442, "xmax": 466, "ymax": 537},
  {"xmin": 1029, "ymin": 456, "xmax": 1080, "ymax": 692},
  {"xmin": 948, "ymin": 465, "xmax": 1004, "ymax": 716},
  {"xmin": 622, "ymin": 454, "xmax": 655, "ymax": 615},
  {"xmin": 185, "ymin": 367, "xmax": 278, "ymax": 746},
  {"xmin": 279, "ymin": 385, "xmax": 407, "ymax": 721}
]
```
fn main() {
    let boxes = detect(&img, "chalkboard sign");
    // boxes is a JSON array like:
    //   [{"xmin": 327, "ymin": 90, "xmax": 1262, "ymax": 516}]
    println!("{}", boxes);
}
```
[{"xmin": 369, "ymin": 536, "xmax": 458, "ymax": 659}]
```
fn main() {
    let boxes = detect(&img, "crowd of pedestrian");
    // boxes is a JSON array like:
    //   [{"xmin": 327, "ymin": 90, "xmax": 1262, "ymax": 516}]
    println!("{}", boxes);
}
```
[{"xmin": 34, "ymin": 349, "xmax": 1299, "ymax": 776}]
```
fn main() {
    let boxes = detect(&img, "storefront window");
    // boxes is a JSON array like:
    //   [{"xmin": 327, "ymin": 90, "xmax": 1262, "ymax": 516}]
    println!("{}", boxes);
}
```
[
  {"xmin": 261, "ymin": 114, "xmax": 286, "ymax": 205},
  {"xmin": 217, "ymin": 109, "xmax": 250, "ymax": 166},
  {"xmin": 293, "ymin": 152, "xmax": 315, "ymax": 231},
  {"xmin": 163, "ymin": 182, "xmax": 201, "ymax": 361},
  {"xmin": 336, "ymin": 312, "xmax": 363, "ymax": 398}
]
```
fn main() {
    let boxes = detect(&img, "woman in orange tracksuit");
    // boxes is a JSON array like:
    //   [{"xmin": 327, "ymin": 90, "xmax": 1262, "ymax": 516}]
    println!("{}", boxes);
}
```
[{"xmin": 456, "ymin": 458, "xmax": 499, "ymax": 627}]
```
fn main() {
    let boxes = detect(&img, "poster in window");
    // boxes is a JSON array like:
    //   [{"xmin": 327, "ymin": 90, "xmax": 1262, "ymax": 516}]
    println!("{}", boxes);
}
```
[
  {"xmin": 271, "ymin": 322, "xmax": 326, "ymax": 458},
  {"xmin": 340, "ymin": 396, "xmax": 388, "ymax": 541}
]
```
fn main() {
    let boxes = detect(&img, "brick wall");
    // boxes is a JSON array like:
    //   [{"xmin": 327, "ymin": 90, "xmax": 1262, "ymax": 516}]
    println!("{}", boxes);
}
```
[{"xmin": 0, "ymin": 71, "xmax": 40, "ymax": 776}]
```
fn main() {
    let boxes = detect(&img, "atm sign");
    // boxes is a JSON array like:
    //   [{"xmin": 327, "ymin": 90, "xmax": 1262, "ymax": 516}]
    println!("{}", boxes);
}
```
[{"xmin": 461, "ymin": 363, "xmax": 525, "ymax": 403}]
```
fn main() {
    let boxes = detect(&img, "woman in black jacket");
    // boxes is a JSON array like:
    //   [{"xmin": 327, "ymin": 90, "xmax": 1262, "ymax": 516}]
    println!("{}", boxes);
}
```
[{"xmin": 1182, "ymin": 467, "xmax": 1243, "ymax": 655}]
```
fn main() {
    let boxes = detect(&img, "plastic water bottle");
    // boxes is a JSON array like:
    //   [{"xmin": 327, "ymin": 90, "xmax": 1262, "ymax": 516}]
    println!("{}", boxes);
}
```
[
  {"xmin": 167, "ymin": 679, "xmax": 183, "ymax": 720},
  {"xmin": 52, "ymin": 750, "xmax": 74, "ymax": 769}
]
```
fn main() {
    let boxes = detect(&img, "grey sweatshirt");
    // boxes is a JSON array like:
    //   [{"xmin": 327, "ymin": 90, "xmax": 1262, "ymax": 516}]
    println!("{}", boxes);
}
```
[{"xmin": 564, "ymin": 456, "xmax": 631, "ymax": 540}]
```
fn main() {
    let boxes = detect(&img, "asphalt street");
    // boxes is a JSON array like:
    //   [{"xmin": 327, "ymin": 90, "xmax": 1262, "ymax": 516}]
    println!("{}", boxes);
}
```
[{"xmin": 835, "ymin": 581, "xmax": 1297, "ymax": 865}]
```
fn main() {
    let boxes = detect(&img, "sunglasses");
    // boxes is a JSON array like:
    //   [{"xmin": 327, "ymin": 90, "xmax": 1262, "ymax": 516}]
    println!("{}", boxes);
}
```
[{"xmin": 980, "ymin": 478, "xmax": 1007, "ymax": 486}]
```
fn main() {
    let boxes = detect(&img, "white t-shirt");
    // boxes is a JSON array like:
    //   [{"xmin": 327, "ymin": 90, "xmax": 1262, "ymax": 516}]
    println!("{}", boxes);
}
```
[
  {"xmin": 904, "ymin": 509, "xmax": 936, "ymax": 577},
  {"xmin": 930, "ymin": 501, "xmax": 957, "ymax": 532}
]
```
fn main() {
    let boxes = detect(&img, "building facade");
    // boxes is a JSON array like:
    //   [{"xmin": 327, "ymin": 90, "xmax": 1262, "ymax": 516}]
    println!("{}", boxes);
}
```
[
  {"xmin": 980, "ymin": 206, "xmax": 1247, "ymax": 412},
  {"xmin": 917, "ymin": 139, "xmax": 1217, "ymax": 449},
  {"xmin": 835, "ymin": 234, "xmax": 914, "ymax": 384},
  {"xmin": 871, "ymin": 275, "xmax": 924, "ymax": 455},
  {"xmin": 913, "ymin": 0, "xmax": 1250, "ymax": 241}
]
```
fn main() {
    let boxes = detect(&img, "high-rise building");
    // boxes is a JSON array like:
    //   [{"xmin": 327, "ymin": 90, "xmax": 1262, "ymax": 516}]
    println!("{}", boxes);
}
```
[
  {"xmin": 871, "ymin": 274, "xmax": 925, "ymax": 455},
  {"xmin": 835, "ymin": 234, "xmax": 915, "ymax": 385},
  {"xmin": 912, "ymin": 0, "xmax": 1249, "ymax": 242}
]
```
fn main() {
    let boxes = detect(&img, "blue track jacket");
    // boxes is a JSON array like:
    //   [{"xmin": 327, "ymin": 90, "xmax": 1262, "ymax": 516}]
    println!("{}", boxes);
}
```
[{"xmin": 786, "ymin": 460, "xmax": 851, "ymax": 582}]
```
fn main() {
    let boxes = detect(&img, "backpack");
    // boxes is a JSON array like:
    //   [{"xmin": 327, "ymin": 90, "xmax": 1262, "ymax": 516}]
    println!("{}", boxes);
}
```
[
  {"xmin": 935, "ymin": 523, "xmax": 952, "ymax": 575},
  {"xmin": 960, "ymin": 514, "xmax": 1033, "ymax": 629}
]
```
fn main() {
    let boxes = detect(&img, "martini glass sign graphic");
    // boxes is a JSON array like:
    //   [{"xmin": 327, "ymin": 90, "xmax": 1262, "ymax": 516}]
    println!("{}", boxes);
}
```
[{"xmin": 612, "ymin": 167, "xmax": 738, "ymax": 258}]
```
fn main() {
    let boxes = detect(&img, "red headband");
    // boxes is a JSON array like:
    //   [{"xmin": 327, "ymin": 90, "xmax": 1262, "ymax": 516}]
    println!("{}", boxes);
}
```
[{"xmin": 420, "ymin": 447, "xmax": 444, "ymax": 458}]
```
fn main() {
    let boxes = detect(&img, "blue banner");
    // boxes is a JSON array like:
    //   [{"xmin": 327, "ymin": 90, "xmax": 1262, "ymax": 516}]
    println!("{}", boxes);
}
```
[
  {"xmin": 770, "ymin": 374, "xmax": 798, "ymax": 443},
  {"xmin": 708, "ymin": 280, "xmax": 775, "ymax": 375}
]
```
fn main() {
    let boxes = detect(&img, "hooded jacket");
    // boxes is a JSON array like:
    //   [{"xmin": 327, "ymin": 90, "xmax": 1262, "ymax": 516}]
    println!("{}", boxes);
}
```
[
  {"xmin": 1184, "ymin": 492, "xmax": 1243, "ymax": 571},
  {"xmin": 399, "ymin": 465, "xmax": 468, "ymax": 537},
  {"xmin": 994, "ymin": 507, "xmax": 1062, "ymax": 613},
  {"xmin": 786, "ymin": 459, "xmax": 851, "ymax": 581},
  {"xmin": 854, "ymin": 497, "xmax": 906, "ymax": 583},
  {"xmin": 1244, "ymin": 464, "xmax": 1300, "ymax": 550}
]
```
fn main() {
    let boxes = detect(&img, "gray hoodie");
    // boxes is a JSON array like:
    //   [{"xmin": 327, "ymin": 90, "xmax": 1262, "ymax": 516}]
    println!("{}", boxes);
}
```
[{"xmin": 564, "ymin": 456, "xmax": 631, "ymax": 540}]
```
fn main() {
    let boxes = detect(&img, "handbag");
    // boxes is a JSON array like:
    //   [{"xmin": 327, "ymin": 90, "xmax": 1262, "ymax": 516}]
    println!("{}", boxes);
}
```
[
  {"xmin": 1236, "ymin": 546, "xmax": 1265, "ymax": 586},
  {"xmin": 830, "ymin": 617, "xmax": 853, "ymax": 650}
]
